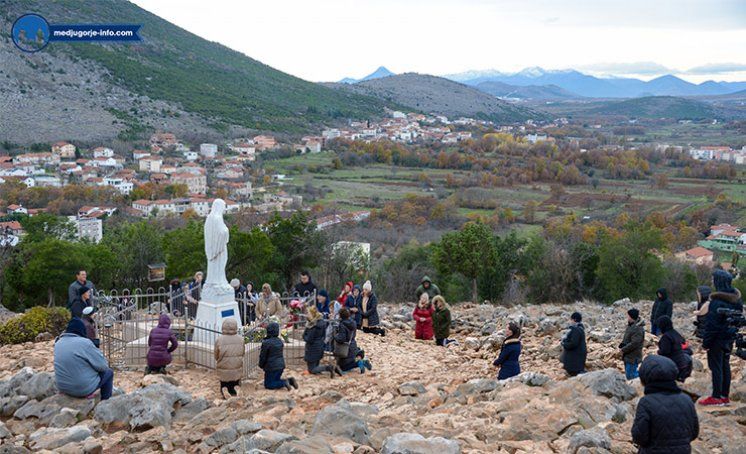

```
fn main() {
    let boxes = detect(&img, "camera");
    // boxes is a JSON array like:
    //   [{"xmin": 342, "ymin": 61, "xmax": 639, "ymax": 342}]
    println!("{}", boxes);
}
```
[{"xmin": 717, "ymin": 307, "xmax": 746, "ymax": 360}]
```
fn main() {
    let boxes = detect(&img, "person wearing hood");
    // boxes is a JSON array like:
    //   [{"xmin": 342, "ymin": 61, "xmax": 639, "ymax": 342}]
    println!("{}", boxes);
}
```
[
  {"xmin": 494, "ymin": 322, "xmax": 521, "ymax": 380},
  {"xmin": 215, "ymin": 318, "xmax": 245, "ymax": 398},
  {"xmin": 334, "ymin": 308, "xmax": 372, "ymax": 373},
  {"xmin": 259, "ymin": 322, "xmax": 298, "ymax": 391},
  {"xmin": 293, "ymin": 271, "xmax": 318, "ymax": 300},
  {"xmin": 619, "ymin": 308, "xmax": 645, "ymax": 380},
  {"xmin": 413, "ymin": 293, "xmax": 435, "ymax": 340},
  {"xmin": 81, "ymin": 306, "xmax": 99, "ymax": 348},
  {"xmin": 146, "ymin": 314, "xmax": 178, "ymax": 375},
  {"xmin": 415, "ymin": 276, "xmax": 441, "ymax": 301},
  {"xmin": 432, "ymin": 296, "xmax": 455, "ymax": 346},
  {"xmin": 650, "ymin": 288, "xmax": 672, "ymax": 336},
  {"xmin": 346, "ymin": 284, "xmax": 363, "ymax": 328},
  {"xmin": 692, "ymin": 285, "xmax": 711, "ymax": 339},
  {"xmin": 316, "ymin": 289, "xmax": 331, "ymax": 318},
  {"xmin": 337, "ymin": 281, "xmax": 354, "ymax": 305},
  {"xmin": 304, "ymin": 306, "xmax": 341, "ymax": 377},
  {"xmin": 631, "ymin": 355, "xmax": 699, "ymax": 453},
  {"xmin": 256, "ymin": 283, "xmax": 283, "ymax": 320},
  {"xmin": 561, "ymin": 312, "xmax": 587, "ymax": 377},
  {"xmin": 68, "ymin": 270, "xmax": 95, "ymax": 314},
  {"xmin": 656, "ymin": 315, "xmax": 691, "ymax": 383},
  {"xmin": 360, "ymin": 280, "xmax": 385, "ymax": 336},
  {"xmin": 700, "ymin": 269, "xmax": 744, "ymax": 406},
  {"xmin": 54, "ymin": 318, "xmax": 114, "ymax": 400}
]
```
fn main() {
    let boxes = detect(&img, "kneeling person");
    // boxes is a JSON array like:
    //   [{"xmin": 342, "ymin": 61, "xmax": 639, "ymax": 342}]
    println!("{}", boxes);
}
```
[{"xmin": 259, "ymin": 322, "xmax": 298, "ymax": 391}]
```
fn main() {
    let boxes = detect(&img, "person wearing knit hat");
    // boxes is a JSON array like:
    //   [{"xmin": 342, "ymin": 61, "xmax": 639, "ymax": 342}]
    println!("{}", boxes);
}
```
[
  {"xmin": 619, "ymin": 307, "xmax": 645, "ymax": 379},
  {"xmin": 360, "ymin": 280, "xmax": 385, "ymax": 336},
  {"xmin": 81, "ymin": 306, "xmax": 99, "ymax": 348},
  {"xmin": 693, "ymin": 285, "xmax": 711, "ymax": 339}
]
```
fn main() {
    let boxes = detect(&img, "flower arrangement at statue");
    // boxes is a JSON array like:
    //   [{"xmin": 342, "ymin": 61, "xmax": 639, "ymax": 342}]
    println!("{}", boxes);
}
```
[
  {"xmin": 287, "ymin": 299, "xmax": 304, "ymax": 329},
  {"xmin": 243, "ymin": 315, "xmax": 289, "ymax": 343}
]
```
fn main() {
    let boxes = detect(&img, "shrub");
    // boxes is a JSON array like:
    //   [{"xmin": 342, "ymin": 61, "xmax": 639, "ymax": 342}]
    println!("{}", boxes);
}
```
[{"xmin": 0, "ymin": 306, "xmax": 70, "ymax": 345}]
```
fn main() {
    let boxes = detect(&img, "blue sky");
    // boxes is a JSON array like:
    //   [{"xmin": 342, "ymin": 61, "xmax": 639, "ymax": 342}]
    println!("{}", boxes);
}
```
[{"xmin": 132, "ymin": 0, "xmax": 746, "ymax": 82}]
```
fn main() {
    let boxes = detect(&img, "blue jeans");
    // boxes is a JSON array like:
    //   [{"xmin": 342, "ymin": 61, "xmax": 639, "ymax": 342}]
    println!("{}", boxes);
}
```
[
  {"xmin": 99, "ymin": 368, "xmax": 114, "ymax": 400},
  {"xmin": 263, "ymin": 369, "xmax": 287, "ymax": 390},
  {"xmin": 624, "ymin": 361, "xmax": 639, "ymax": 380}
]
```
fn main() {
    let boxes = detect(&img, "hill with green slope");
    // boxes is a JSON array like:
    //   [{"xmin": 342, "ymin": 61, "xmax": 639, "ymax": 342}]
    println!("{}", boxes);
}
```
[
  {"xmin": 585, "ymin": 96, "xmax": 725, "ymax": 120},
  {"xmin": 0, "ymin": 0, "xmax": 391, "ymax": 142}
]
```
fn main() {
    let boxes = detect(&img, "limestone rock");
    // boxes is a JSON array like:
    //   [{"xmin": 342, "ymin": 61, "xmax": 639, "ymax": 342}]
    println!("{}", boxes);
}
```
[
  {"xmin": 577, "ymin": 369, "xmax": 637, "ymax": 401},
  {"xmin": 567, "ymin": 427, "xmax": 612, "ymax": 453},
  {"xmin": 464, "ymin": 337, "xmax": 480, "ymax": 350},
  {"xmin": 50, "ymin": 408, "xmax": 80, "ymax": 428},
  {"xmin": 380, "ymin": 433, "xmax": 461, "ymax": 454},
  {"xmin": 94, "ymin": 383, "xmax": 192, "ymax": 430},
  {"xmin": 398, "ymin": 382, "xmax": 426, "ymax": 396},
  {"xmin": 14, "ymin": 394, "xmax": 96, "ymax": 422},
  {"xmin": 311, "ymin": 402, "xmax": 370, "ymax": 445},
  {"xmin": 28, "ymin": 424, "xmax": 92, "ymax": 450},
  {"xmin": 0, "ymin": 421, "xmax": 10, "ymax": 439},
  {"xmin": 276, "ymin": 436, "xmax": 334, "ymax": 454},
  {"xmin": 456, "ymin": 379, "xmax": 498, "ymax": 395},
  {"xmin": 511, "ymin": 372, "xmax": 551, "ymax": 387},
  {"xmin": 34, "ymin": 332, "xmax": 53, "ymax": 343},
  {"xmin": 220, "ymin": 430, "xmax": 296, "ymax": 453},
  {"xmin": 18, "ymin": 372, "xmax": 56, "ymax": 401}
]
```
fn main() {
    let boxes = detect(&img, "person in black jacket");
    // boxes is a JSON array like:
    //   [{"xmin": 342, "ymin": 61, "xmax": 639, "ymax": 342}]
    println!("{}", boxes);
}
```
[
  {"xmin": 700, "ymin": 269, "xmax": 744, "ymax": 406},
  {"xmin": 70, "ymin": 285, "xmax": 93, "ymax": 319},
  {"xmin": 303, "ymin": 306, "xmax": 341, "ymax": 377},
  {"xmin": 619, "ymin": 308, "xmax": 645, "ymax": 380},
  {"xmin": 650, "ymin": 288, "xmax": 672, "ymax": 336},
  {"xmin": 293, "ymin": 271, "xmax": 318, "ymax": 301},
  {"xmin": 561, "ymin": 312, "xmax": 587, "ymax": 376},
  {"xmin": 360, "ymin": 280, "xmax": 385, "ymax": 336},
  {"xmin": 631, "ymin": 355, "xmax": 699, "ymax": 454},
  {"xmin": 692, "ymin": 285, "xmax": 711, "ymax": 339},
  {"xmin": 656, "ymin": 316, "xmax": 690, "ymax": 382},
  {"xmin": 259, "ymin": 322, "xmax": 298, "ymax": 391},
  {"xmin": 334, "ymin": 308, "xmax": 371, "ymax": 373}
]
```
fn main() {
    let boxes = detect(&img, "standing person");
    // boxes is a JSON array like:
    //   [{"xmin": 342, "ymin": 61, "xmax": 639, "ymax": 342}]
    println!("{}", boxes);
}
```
[
  {"xmin": 70, "ymin": 285, "xmax": 93, "ymax": 319},
  {"xmin": 650, "ymin": 288, "xmax": 672, "ymax": 336},
  {"xmin": 214, "ymin": 318, "xmax": 245, "ymax": 398},
  {"xmin": 168, "ymin": 279, "xmax": 185, "ymax": 317},
  {"xmin": 413, "ymin": 293, "xmax": 434, "ymax": 340},
  {"xmin": 293, "ymin": 271, "xmax": 318, "ymax": 301},
  {"xmin": 337, "ymin": 281, "xmax": 354, "ymax": 306},
  {"xmin": 230, "ymin": 278, "xmax": 248, "ymax": 324},
  {"xmin": 494, "ymin": 322, "xmax": 522, "ymax": 380},
  {"xmin": 415, "ymin": 276, "xmax": 440, "ymax": 301},
  {"xmin": 656, "ymin": 315, "xmax": 692, "ymax": 383},
  {"xmin": 631, "ymin": 355, "xmax": 699, "ymax": 453},
  {"xmin": 54, "ymin": 318, "xmax": 114, "ymax": 400},
  {"xmin": 700, "ymin": 269, "xmax": 743, "ymax": 406},
  {"xmin": 432, "ymin": 296, "xmax": 455, "ymax": 346},
  {"xmin": 561, "ymin": 312, "xmax": 587, "ymax": 377},
  {"xmin": 146, "ymin": 314, "xmax": 178, "ymax": 375},
  {"xmin": 303, "ymin": 306, "xmax": 340, "ymax": 377},
  {"xmin": 618, "ymin": 308, "xmax": 645, "ymax": 380},
  {"xmin": 68, "ymin": 269, "xmax": 95, "ymax": 313},
  {"xmin": 256, "ymin": 283, "xmax": 284, "ymax": 320},
  {"xmin": 316, "ymin": 289, "xmax": 331, "ymax": 318},
  {"xmin": 692, "ymin": 285, "xmax": 711, "ymax": 339},
  {"xmin": 185, "ymin": 272, "xmax": 203, "ymax": 317},
  {"xmin": 360, "ymin": 281, "xmax": 385, "ymax": 336},
  {"xmin": 334, "ymin": 308, "xmax": 371, "ymax": 373},
  {"xmin": 81, "ymin": 306, "xmax": 99, "ymax": 348},
  {"xmin": 259, "ymin": 322, "xmax": 298, "ymax": 391},
  {"xmin": 245, "ymin": 282, "xmax": 259, "ymax": 323},
  {"xmin": 345, "ymin": 285, "xmax": 362, "ymax": 328}
]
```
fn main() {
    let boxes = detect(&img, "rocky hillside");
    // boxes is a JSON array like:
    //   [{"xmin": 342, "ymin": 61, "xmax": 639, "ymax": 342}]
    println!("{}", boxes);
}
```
[
  {"xmin": 327, "ymin": 73, "xmax": 544, "ymax": 123},
  {"xmin": 0, "ymin": 1, "xmax": 391, "ymax": 144},
  {"xmin": 0, "ymin": 300, "xmax": 743, "ymax": 453}
]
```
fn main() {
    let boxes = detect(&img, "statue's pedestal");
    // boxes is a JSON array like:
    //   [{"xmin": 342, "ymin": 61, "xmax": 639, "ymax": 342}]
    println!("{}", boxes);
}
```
[{"xmin": 194, "ymin": 282, "xmax": 240, "ymax": 343}]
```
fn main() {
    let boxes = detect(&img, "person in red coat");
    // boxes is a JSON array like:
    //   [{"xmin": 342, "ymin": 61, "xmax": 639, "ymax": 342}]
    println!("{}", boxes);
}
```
[
  {"xmin": 413, "ymin": 293, "xmax": 435, "ymax": 340},
  {"xmin": 337, "ymin": 281, "xmax": 354, "ymax": 305},
  {"xmin": 146, "ymin": 314, "xmax": 179, "ymax": 374}
]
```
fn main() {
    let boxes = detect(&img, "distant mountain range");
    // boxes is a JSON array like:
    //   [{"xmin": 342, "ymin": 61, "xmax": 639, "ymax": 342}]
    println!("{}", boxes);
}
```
[
  {"xmin": 445, "ymin": 67, "xmax": 746, "ymax": 99},
  {"xmin": 327, "ymin": 73, "xmax": 542, "ymax": 123},
  {"xmin": 339, "ymin": 66, "xmax": 395, "ymax": 84}
]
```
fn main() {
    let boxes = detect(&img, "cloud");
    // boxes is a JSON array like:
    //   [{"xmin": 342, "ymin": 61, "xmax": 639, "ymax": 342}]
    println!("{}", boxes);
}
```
[
  {"xmin": 685, "ymin": 63, "xmax": 746, "ymax": 74},
  {"xmin": 576, "ymin": 62, "xmax": 673, "ymax": 76}
]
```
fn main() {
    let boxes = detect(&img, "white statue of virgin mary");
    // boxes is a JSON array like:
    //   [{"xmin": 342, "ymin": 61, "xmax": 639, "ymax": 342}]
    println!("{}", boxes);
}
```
[{"xmin": 203, "ymin": 199, "xmax": 231, "ymax": 293}]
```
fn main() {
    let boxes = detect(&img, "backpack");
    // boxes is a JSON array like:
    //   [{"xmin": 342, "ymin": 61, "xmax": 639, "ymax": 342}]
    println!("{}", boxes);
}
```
[{"xmin": 678, "ymin": 340, "xmax": 693, "ymax": 382}]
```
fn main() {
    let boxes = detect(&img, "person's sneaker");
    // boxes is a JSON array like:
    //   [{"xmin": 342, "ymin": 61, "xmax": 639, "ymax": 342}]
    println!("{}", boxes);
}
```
[
  {"xmin": 328, "ymin": 366, "xmax": 335, "ymax": 379},
  {"xmin": 358, "ymin": 361, "xmax": 366, "ymax": 374},
  {"xmin": 380, "ymin": 329, "xmax": 386, "ymax": 337},
  {"xmin": 698, "ymin": 396, "xmax": 725, "ymax": 406},
  {"xmin": 284, "ymin": 382, "xmax": 293, "ymax": 391},
  {"xmin": 288, "ymin": 377, "xmax": 299, "ymax": 390},
  {"xmin": 363, "ymin": 359, "xmax": 372, "ymax": 371},
  {"xmin": 720, "ymin": 397, "xmax": 730, "ymax": 406},
  {"xmin": 334, "ymin": 366, "xmax": 344, "ymax": 377}
]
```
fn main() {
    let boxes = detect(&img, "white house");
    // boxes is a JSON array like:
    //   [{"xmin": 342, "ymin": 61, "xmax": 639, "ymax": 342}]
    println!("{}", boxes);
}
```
[
  {"xmin": 183, "ymin": 151, "xmax": 199, "ymax": 161},
  {"xmin": 77, "ymin": 217, "xmax": 103, "ymax": 243},
  {"xmin": 93, "ymin": 147, "xmax": 114, "ymax": 158},
  {"xmin": 101, "ymin": 177, "xmax": 133, "ymax": 195},
  {"xmin": 138, "ymin": 157, "xmax": 163, "ymax": 173},
  {"xmin": 52, "ymin": 141, "xmax": 76, "ymax": 159},
  {"xmin": 200, "ymin": 143, "xmax": 218, "ymax": 159}
]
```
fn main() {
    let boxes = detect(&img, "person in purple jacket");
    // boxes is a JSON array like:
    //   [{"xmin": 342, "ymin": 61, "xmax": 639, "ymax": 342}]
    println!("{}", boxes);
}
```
[{"xmin": 146, "ymin": 314, "xmax": 178, "ymax": 374}]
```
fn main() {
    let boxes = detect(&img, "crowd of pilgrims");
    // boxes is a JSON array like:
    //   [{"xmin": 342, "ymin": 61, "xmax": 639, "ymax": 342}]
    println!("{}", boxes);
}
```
[{"xmin": 54, "ymin": 268, "xmax": 744, "ymax": 453}]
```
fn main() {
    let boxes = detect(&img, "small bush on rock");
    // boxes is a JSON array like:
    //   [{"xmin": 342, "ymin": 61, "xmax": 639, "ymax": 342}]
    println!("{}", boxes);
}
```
[{"xmin": 0, "ymin": 307, "xmax": 70, "ymax": 345}]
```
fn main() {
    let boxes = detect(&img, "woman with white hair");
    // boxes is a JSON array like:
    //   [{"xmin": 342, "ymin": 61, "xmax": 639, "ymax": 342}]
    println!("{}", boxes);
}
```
[
  {"xmin": 359, "ymin": 280, "xmax": 385, "ymax": 337},
  {"xmin": 256, "ymin": 283, "xmax": 283, "ymax": 320}
]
